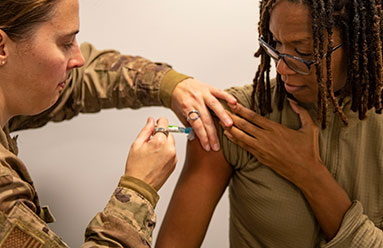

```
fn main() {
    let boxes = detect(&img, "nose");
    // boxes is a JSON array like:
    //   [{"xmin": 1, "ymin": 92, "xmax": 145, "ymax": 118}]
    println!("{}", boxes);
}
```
[
  {"xmin": 276, "ymin": 58, "xmax": 296, "ymax": 76},
  {"xmin": 68, "ymin": 41, "xmax": 85, "ymax": 70}
]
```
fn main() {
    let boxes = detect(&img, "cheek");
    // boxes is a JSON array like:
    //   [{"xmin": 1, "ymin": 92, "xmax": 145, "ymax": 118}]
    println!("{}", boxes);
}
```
[
  {"xmin": 28, "ymin": 45, "xmax": 68, "ymax": 80},
  {"xmin": 35, "ymin": 57, "xmax": 67, "ymax": 85}
]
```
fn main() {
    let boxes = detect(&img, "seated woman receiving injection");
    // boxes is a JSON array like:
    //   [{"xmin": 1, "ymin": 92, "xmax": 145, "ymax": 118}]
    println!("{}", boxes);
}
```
[{"xmin": 156, "ymin": 0, "xmax": 383, "ymax": 247}]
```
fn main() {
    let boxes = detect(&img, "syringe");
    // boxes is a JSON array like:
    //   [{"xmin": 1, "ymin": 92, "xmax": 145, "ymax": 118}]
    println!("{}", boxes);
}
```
[
  {"xmin": 168, "ymin": 125, "xmax": 193, "ymax": 134},
  {"xmin": 155, "ymin": 125, "xmax": 195, "ymax": 140}
]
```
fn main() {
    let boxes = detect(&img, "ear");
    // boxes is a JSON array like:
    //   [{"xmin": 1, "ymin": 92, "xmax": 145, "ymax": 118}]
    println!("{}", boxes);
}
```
[{"xmin": 0, "ymin": 29, "xmax": 9, "ymax": 61}]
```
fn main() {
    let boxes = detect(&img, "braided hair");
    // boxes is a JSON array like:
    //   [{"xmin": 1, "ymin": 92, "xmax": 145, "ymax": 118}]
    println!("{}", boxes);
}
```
[{"xmin": 253, "ymin": 0, "xmax": 383, "ymax": 128}]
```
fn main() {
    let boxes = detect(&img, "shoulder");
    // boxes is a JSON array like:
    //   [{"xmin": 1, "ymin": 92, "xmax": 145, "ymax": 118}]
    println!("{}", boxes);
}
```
[{"xmin": 224, "ymin": 79, "xmax": 278, "ymax": 111}]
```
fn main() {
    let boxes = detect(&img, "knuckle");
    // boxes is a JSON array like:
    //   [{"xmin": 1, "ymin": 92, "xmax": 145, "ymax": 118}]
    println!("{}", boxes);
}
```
[
  {"xmin": 203, "ymin": 118, "xmax": 215, "ymax": 128},
  {"xmin": 192, "ymin": 91, "xmax": 203, "ymax": 100},
  {"xmin": 191, "ymin": 120, "xmax": 204, "ymax": 130},
  {"xmin": 206, "ymin": 98, "xmax": 219, "ymax": 107},
  {"xmin": 235, "ymin": 120, "xmax": 246, "ymax": 130},
  {"xmin": 153, "ymin": 138, "xmax": 166, "ymax": 148}
]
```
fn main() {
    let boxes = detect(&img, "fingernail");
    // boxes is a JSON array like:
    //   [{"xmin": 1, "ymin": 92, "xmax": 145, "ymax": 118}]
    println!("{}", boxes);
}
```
[
  {"xmin": 212, "ymin": 143, "xmax": 220, "ymax": 151},
  {"xmin": 224, "ymin": 118, "xmax": 233, "ymax": 127},
  {"xmin": 204, "ymin": 145, "xmax": 211, "ymax": 152},
  {"xmin": 228, "ymin": 103, "xmax": 237, "ymax": 110}
]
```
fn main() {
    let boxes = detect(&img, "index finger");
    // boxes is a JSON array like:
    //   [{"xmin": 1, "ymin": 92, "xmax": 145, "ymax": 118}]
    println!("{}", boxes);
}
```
[
  {"xmin": 205, "ymin": 93, "xmax": 233, "ymax": 128},
  {"xmin": 134, "ymin": 117, "xmax": 156, "ymax": 146},
  {"xmin": 152, "ymin": 118, "xmax": 170, "ymax": 141},
  {"xmin": 228, "ymin": 103, "xmax": 273, "ymax": 130}
]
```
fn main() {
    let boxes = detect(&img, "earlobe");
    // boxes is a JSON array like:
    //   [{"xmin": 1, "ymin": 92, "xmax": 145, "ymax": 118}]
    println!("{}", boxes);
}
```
[{"xmin": 0, "ymin": 29, "xmax": 9, "ymax": 64}]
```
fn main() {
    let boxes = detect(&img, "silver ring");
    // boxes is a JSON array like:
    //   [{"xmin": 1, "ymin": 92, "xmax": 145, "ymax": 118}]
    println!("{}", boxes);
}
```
[
  {"xmin": 187, "ymin": 110, "xmax": 200, "ymax": 122},
  {"xmin": 153, "ymin": 127, "xmax": 169, "ymax": 137}
]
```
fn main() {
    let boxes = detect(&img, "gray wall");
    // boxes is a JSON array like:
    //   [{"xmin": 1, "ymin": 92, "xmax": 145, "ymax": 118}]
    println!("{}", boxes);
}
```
[{"xmin": 15, "ymin": 1, "xmax": 260, "ymax": 247}]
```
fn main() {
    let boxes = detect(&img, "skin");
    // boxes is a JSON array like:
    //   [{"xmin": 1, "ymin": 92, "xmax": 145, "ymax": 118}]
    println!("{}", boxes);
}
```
[
  {"xmin": 125, "ymin": 117, "xmax": 177, "ymax": 191},
  {"xmin": 226, "ymin": 0, "xmax": 352, "ymax": 240},
  {"xmin": 156, "ymin": 0, "xmax": 352, "ymax": 245},
  {"xmin": 0, "ymin": 0, "xmax": 237, "ymax": 189},
  {"xmin": 156, "ymin": 137, "xmax": 232, "ymax": 247},
  {"xmin": 269, "ymin": 0, "xmax": 347, "ymax": 103},
  {"xmin": 0, "ymin": 0, "xmax": 178, "ymax": 190},
  {"xmin": 0, "ymin": 5, "xmax": 238, "ymax": 154},
  {"xmin": 171, "ymin": 79, "xmax": 237, "ymax": 152},
  {"xmin": 0, "ymin": 0, "xmax": 84, "ymax": 125}
]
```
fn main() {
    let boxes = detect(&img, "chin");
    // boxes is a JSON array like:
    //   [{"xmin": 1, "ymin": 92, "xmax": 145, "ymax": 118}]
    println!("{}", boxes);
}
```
[
  {"xmin": 291, "ymin": 93, "xmax": 317, "ymax": 104},
  {"xmin": 296, "ymin": 98, "xmax": 317, "ymax": 104}
]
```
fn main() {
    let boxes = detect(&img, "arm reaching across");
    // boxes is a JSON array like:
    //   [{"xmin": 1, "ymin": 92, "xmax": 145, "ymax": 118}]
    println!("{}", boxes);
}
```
[{"xmin": 9, "ymin": 43, "xmax": 237, "ymax": 153}]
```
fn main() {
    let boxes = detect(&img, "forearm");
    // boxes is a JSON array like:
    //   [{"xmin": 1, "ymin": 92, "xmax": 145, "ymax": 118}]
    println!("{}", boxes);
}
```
[
  {"xmin": 305, "ymin": 167, "xmax": 383, "ymax": 247},
  {"xmin": 8, "ymin": 43, "xmax": 189, "ymax": 132},
  {"xmin": 299, "ymin": 163, "xmax": 352, "ymax": 240}
]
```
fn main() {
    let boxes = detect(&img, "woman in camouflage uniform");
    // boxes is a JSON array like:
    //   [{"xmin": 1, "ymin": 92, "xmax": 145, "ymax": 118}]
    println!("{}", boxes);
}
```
[{"xmin": 0, "ymin": 0, "xmax": 237, "ymax": 247}]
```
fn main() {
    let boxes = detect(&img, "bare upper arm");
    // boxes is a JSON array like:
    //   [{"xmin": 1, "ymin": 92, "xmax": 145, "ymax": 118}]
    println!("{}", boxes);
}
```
[{"xmin": 155, "ymin": 138, "xmax": 232, "ymax": 248}]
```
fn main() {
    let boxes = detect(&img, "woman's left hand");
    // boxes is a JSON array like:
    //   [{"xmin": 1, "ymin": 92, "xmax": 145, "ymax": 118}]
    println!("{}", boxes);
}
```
[
  {"xmin": 225, "ymin": 101, "xmax": 353, "ymax": 240},
  {"xmin": 171, "ymin": 78, "xmax": 237, "ymax": 152},
  {"xmin": 223, "ymin": 100, "xmax": 324, "ymax": 188}
]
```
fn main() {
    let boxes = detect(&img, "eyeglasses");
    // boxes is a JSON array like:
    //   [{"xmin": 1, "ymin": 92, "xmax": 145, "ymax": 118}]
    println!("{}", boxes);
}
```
[{"xmin": 258, "ymin": 37, "xmax": 343, "ymax": 75}]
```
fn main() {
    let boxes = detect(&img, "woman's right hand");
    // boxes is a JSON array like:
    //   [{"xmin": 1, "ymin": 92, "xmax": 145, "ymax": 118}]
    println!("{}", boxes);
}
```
[{"xmin": 124, "ymin": 117, "xmax": 177, "ymax": 191}]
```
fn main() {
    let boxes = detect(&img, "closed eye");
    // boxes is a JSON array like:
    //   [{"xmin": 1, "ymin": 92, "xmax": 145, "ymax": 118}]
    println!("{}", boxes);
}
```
[{"xmin": 295, "ymin": 49, "xmax": 313, "ymax": 58}]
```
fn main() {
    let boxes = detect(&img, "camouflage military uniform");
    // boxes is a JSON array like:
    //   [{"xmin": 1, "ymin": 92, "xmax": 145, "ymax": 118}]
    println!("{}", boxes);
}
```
[{"xmin": 0, "ymin": 43, "xmax": 189, "ymax": 247}]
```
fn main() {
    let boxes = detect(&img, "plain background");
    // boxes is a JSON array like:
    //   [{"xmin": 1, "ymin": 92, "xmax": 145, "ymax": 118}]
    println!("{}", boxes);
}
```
[{"xmin": 15, "ymin": 1, "xmax": 261, "ymax": 247}]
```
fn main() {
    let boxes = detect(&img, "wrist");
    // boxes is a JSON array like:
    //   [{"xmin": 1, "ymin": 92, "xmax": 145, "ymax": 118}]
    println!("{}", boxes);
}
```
[
  {"xmin": 159, "ymin": 69, "xmax": 191, "ymax": 108},
  {"xmin": 298, "ymin": 164, "xmax": 352, "ymax": 240},
  {"xmin": 298, "ymin": 161, "xmax": 331, "ymax": 197},
  {"xmin": 119, "ymin": 176, "xmax": 160, "ymax": 208}
]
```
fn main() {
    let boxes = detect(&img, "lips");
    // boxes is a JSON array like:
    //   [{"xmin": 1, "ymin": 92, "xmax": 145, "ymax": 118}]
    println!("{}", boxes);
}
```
[{"xmin": 284, "ymin": 83, "xmax": 306, "ymax": 94}]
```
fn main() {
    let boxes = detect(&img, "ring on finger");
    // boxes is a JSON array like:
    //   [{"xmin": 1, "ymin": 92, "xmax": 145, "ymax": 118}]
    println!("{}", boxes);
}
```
[
  {"xmin": 153, "ymin": 127, "xmax": 169, "ymax": 137},
  {"xmin": 186, "ymin": 110, "xmax": 200, "ymax": 122}
]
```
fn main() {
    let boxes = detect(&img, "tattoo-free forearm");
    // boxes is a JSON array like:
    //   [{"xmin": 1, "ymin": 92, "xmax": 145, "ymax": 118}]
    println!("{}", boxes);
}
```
[{"xmin": 300, "ymin": 163, "xmax": 352, "ymax": 240}]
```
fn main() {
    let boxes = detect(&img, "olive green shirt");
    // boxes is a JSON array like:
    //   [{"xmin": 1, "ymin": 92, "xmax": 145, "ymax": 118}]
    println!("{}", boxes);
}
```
[
  {"xmin": 0, "ymin": 43, "xmax": 189, "ymax": 247},
  {"xmin": 219, "ymin": 83, "xmax": 383, "ymax": 248}
]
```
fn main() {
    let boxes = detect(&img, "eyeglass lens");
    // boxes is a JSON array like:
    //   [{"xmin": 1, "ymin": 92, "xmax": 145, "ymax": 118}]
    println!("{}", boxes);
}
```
[{"xmin": 260, "ymin": 42, "xmax": 310, "ymax": 74}]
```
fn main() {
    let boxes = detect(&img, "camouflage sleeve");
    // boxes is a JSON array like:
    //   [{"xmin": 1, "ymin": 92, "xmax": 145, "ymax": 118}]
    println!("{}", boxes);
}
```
[
  {"xmin": 0, "ymin": 143, "xmax": 70, "ymax": 247},
  {"xmin": 0, "ymin": 146, "xmax": 160, "ymax": 247},
  {"xmin": 82, "ymin": 176, "xmax": 159, "ymax": 248},
  {"xmin": 8, "ymin": 42, "xmax": 190, "ymax": 132}
]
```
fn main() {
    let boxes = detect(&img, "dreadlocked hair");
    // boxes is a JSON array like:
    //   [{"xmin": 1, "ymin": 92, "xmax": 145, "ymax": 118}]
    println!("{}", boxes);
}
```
[{"xmin": 253, "ymin": 0, "xmax": 383, "ymax": 128}]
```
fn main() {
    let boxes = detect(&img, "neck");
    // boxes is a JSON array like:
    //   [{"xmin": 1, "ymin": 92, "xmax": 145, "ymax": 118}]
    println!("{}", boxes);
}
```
[{"xmin": 0, "ymin": 84, "xmax": 13, "ymax": 128}]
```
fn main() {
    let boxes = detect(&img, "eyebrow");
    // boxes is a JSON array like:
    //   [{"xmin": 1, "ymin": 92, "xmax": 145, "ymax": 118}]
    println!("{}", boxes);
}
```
[
  {"xmin": 59, "ymin": 30, "xmax": 79, "ymax": 39},
  {"xmin": 270, "ymin": 31, "xmax": 312, "ymax": 45},
  {"xmin": 290, "ymin": 37, "xmax": 312, "ymax": 45}
]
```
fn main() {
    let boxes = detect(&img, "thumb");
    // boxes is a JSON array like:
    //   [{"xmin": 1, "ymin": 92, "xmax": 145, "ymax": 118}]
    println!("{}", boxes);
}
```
[
  {"xmin": 288, "ymin": 99, "xmax": 314, "ymax": 128},
  {"xmin": 134, "ymin": 117, "xmax": 155, "ymax": 146}
]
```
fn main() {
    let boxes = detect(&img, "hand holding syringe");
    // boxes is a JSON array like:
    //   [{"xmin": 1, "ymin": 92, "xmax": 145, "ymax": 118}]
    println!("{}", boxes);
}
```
[{"xmin": 156, "ymin": 125, "xmax": 195, "ymax": 140}]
